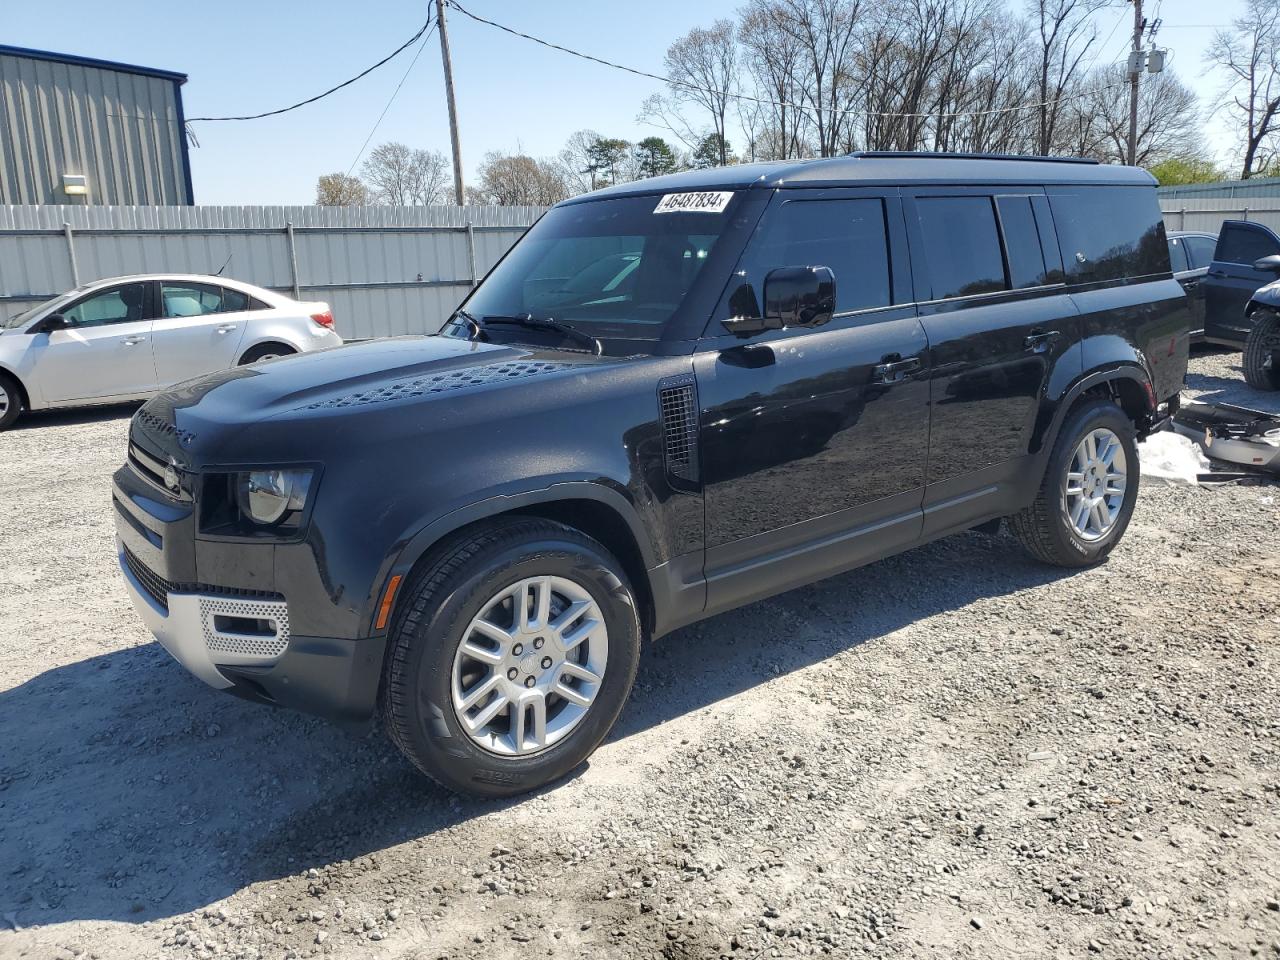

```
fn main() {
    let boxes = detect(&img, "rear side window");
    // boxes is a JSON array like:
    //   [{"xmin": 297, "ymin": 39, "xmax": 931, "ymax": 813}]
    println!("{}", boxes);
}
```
[
  {"xmin": 1183, "ymin": 234, "xmax": 1216, "ymax": 268},
  {"xmin": 996, "ymin": 196, "xmax": 1050, "ymax": 289},
  {"xmin": 915, "ymin": 196, "xmax": 1005, "ymax": 299},
  {"xmin": 162, "ymin": 282, "xmax": 224, "ymax": 318},
  {"xmin": 1215, "ymin": 223, "xmax": 1280, "ymax": 265},
  {"xmin": 746, "ymin": 198, "xmax": 892, "ymax": 313},
  {"xmin": 1048, "ymin": 186, "xmax": 1168, "ymax": 283},
  {"xmin": 221, "ymin": 287, "xmax": 249, "ymax": 312},
  {"xmin": 1167, "ymin": 237, "xmax": 1189, "ymax": 272}
]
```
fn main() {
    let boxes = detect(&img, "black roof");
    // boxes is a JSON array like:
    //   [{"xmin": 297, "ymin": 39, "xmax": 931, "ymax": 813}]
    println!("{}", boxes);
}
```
[
  {"xmin": 0, "ymin": 44, "xmax": 187, "ymax": 84},
  {"xmin": 572, "ymin": 151, "xmax": 1155, "ymax": 203}
]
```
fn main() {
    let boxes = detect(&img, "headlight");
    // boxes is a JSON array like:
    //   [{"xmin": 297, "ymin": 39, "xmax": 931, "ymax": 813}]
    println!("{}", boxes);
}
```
[{"xmin": 236, "ymin": 469, "xmax": 313, "ymax": 526}]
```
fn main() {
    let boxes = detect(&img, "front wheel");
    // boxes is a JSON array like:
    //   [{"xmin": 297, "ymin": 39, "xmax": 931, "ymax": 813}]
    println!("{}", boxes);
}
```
[
  {"xmin": 1242, "ymin": 311, "xmax": 1280, "ymax": 391},
  {"xmin": 0, "ymin": 374, "xmax": 22, "ymax": 431},
  {"xmin": 1008, "ymin": 398, "xmax": 1140, "ymax": 567},
  {"xmin": 381, "ymin": 519, "xmax": 642, "ymax": 797}
]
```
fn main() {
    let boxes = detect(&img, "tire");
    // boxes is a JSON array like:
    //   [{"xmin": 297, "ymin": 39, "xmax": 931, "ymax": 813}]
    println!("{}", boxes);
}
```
[
  {"xmin": 1008, "ymin": 398, "xmax": 1140, "ymax": 568},
  {"xmin": 0, "ymin": 373, "xmax": 22, "ymax": 431},
  {"xmin": 238, "ymin": 343, "xmax": 295, "ymax": 365},
  {"xmin": 1242, "ymin": 311, "xmax": 1280, "ymax": 391},
  {"xmin": 381, "ymin": 519, "xmax": 642, "ymax": 797}
]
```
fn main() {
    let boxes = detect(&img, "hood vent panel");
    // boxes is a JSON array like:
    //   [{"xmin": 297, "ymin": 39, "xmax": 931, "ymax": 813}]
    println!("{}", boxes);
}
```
[{"xmin": 305, "ymin": 360, "xmax": 569, "ymax": 410}]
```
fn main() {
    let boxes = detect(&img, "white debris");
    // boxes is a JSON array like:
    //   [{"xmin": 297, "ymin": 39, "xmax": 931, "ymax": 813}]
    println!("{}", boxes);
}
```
[{"xmin": 1138, "ymin": 431, "xmax": 1209, "ymax": 485}]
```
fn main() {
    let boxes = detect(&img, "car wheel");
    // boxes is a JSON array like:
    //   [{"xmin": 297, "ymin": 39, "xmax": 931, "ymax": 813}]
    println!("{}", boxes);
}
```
[
  {"xmin": 381, "ymin": 519, "xmax": 642, "ymax": 797},
  {"xmin": 1242, "ymin": 311, "xmax": 1280, "ymax": 391},
  {"xmin": 238, "ymin": 343, "xmax": 295, "ymax": 365},
  {"xmin": 0, "ymin": 374, "xmax": 22, "ymax": 431},
  {"xmin": 1008, "ymin": 398, "xmax": 1140, "ymax": 568}
]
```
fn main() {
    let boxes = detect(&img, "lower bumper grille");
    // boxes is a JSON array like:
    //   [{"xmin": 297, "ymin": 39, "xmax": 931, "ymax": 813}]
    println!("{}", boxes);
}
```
[{"xmin": 122, "ymin": 546, "xmax": 284, "ymax": 614}]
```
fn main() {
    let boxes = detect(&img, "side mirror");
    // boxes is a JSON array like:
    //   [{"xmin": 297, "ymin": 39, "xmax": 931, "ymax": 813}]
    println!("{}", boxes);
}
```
[
  {"xmin": 40, "ymin": 314, "xmax": 69, "ymax": 333},
  {"xmin": 764, "ymin": 266, "xmax": 835, "ymax": 328},
  {"xmin": 1254, "ymin": 254, "xmax": 1280, "ymax": 273}
]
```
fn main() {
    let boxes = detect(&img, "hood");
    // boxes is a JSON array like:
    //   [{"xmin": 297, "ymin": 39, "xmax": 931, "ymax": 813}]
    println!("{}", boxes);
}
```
[{"xmin": 132, "ymin": 335, "xmax": 598, "ymax": 460}]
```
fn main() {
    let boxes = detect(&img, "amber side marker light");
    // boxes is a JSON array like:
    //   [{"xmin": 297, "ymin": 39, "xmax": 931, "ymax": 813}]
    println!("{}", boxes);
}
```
[{"xmin": 375, "ymin": 574, "xmax": 403, "ymax": 631}]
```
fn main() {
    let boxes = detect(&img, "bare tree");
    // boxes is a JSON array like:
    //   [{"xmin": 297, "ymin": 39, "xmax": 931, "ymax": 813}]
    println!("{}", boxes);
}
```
[
  {"xmin": 1207, "ymin": 0, "xmax": 1280, "ymax": 178},
  {"xmin": 773, "ymin": 0, "xmax": 864, "ymax": 156},
  {"xmin": 1030, "ymin": 0, "xmax": 1108, "ymax": 155},
  {"xmin": 314, "ymin": 173, "xmax": 369, "ymax": 206},
  {"xmin": 558, "ymin": 129, "xmax": 606, "ymax": 193},
  {"xmin": 739, "ymin": 1, "xmax": 810, "ymax": 159},
  {"xmin": 1067, "ymin": 66, "xmax": 1203, "ymax": 166},
  {"xmin": 361, "ymin": 143, "xmax": 452, "ymax": 205},
  {"xmin": 659, "ymin": 20, "xmax": 739, "ymax": 165},
  {"xmin": 469, "ymin": 152, "xmax": 568, "ymax": 206}
]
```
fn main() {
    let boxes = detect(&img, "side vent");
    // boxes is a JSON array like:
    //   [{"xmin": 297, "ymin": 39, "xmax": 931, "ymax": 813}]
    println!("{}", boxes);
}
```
[{"xmin": 658, "ymin": 374, "xmax": 700, "ymax": 488}]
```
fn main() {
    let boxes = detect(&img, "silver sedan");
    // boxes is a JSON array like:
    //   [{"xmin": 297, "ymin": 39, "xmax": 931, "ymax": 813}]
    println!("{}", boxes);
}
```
[{"xmin": 0, "ymin": 274, "xmax": 344, "ymax": 430}]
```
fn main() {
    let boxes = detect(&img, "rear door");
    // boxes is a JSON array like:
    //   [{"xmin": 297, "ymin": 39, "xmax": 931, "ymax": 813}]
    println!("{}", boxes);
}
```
[
  {"xmin": 31, "ymin": 281, "xmax": 158, "ymax": 403},
  {"xmin": 903, "ymin": 188, "xmax": 1079, "ymax": 535},
  {"xmin": 1168, "ymin": 236, "xmax": 1206, "ymax": 334},
  {"xmin": 1205, "ymin": 221, "xmax": 1280, "ymax": 343},
  {"xmin": 151, "ymin": 281, "xmax": 253, "ymax": 386}
]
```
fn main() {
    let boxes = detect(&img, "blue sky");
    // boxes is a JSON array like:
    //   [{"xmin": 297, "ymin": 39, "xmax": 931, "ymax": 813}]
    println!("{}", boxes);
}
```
[{"xmin": 3, "ymin": 0, "xmax": 1247, "ymax": 204}]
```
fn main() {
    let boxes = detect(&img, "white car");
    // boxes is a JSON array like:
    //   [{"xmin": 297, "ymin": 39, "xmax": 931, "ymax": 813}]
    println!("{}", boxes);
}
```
[{"xmin": 0, "ymin": 274, "xmax": 343, "ymax": 430}]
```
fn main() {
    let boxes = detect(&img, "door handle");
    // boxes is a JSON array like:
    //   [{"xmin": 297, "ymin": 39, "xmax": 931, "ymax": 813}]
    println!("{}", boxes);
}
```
[
  {"xmin": 1208, "ymin": 269, "xmax": 1227, "ymax": 278},
  {"xmin": 873, "ymin": 355, "xmax": 921, "ymax": 384},
  {"xmin": 1182, "ymin": 279, "xmax": 1199, "ymax": 290},
  {"xmin": 216, "ymin": 324, "xmax": 238, "ymax": 334},
  {"xmin": 1023, "ymin": 330, "xmax": 1060, "ymax": 351},
  {"xmin": 122, "ymin": 336, "xmax": 147, "ymax": 346}
]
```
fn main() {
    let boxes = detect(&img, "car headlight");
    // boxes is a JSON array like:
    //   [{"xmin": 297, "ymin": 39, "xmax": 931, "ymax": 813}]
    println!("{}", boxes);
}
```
[{"xmin": 236, "ymin": 469, "xmax": 313, "ymax": 527}]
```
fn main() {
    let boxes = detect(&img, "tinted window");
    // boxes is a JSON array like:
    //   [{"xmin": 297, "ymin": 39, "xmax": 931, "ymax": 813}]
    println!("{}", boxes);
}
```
[
  {"xmin": 1215, "ymin": 224, "xmax": 1280, "ymax": 265},
  {"xmin": 1048, "ymin": 186, "xmax": 1168, "ymax": 283},
  {"xmin": 996, "ymin": 196, "xmax": 1049, "ymax": 289},
  {"xmin": 744, "ymin": 198, "xmax": 892, "ymax": 313},
  {"xmin": 1167, "ymin": 237, "xmax": 1190, "ymax": 272},
  {"xmin": 61, "ymin": 284, "xmax": 148, "ymax": 328},
  {"xmin": 162, "ymin": 282, "xmax": 224, "ymax": 318},
  {"xmin": 1183, "ymin": 234, "xmax": 1216, "ymax": 268},
  {"xmin": 221, "ymin": 287, "xmax": 250, "ymax": 312},
  {"xmin": 916, "ymin": 196, "xmax": 1006, "ymax": 299}
]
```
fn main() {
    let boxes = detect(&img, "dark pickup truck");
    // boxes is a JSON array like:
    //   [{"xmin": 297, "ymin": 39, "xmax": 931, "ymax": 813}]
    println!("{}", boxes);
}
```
[{"xmin": 114, "ymin": 153, "xmax": 1190, "ymax": 796}]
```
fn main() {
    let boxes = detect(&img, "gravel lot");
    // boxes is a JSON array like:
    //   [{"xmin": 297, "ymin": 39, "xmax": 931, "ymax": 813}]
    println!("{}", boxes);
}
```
[{"xmin": 1, "ymin": 349, "xmax": 1278, "ymax": 960}]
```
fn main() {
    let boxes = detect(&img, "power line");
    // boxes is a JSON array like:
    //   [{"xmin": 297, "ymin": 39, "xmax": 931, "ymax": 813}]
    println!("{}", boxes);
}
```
[
  {"xmin": 188, "ymin": 18, "xmax": 434, "ymax": 122},
  {"xmin": 446, "ymin": 0, "xmax": 1128, "ymax": 122},
  {"xmin": 346, "ymin": 19, "xmax": 437, "ymax": 178}
]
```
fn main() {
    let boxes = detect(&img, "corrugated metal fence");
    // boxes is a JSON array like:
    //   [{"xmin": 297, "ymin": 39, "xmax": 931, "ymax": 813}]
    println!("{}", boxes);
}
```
[
  {"xmin": 0, "ymin": 204, "xmax": 545, "ymax": 339},
  {"xmin": 1160, "ymin": 197, "xmax": 1280, "ymax": 238}
]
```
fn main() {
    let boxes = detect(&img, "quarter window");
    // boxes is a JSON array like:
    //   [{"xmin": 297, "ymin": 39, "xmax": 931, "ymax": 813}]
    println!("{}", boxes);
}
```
[
  {"xmin": 1048, "ymin": 186, "xmax": 1168, "ymax": 282},
  {"xmin": 1215, "ymin": 224, "xmax": 1280, "ymax": 266},
  {"xmin": 745, "ymin": 198, "xmax": 893, "ymax": 314},
  {"xmin": 916, "ymin": 196, "xmax": 1006, "ymax": 300},
  {"xmin": 1167, "ymin": 237, "xmax": 1190, "ymax": 272},
  {"xmin": 61, "ymin": 283, "xmax": 148, "ymax": 328},
  {"xmin": 1183, "ymin": 234, "xmax": 1216, "ymax": 268},
  {"xmin": 221, "ymin": 287, "xmax": 250, "ymax": 312}
]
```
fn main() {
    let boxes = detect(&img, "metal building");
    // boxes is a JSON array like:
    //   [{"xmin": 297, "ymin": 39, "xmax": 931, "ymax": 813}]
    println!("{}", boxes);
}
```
[{"xmin": 0, "ymin": 44, "xmax": 193, "ymax": 206}]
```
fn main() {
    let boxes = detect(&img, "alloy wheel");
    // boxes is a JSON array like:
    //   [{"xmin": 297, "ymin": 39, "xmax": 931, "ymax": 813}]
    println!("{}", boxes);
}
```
[
  {"xmin": 1063, "ymin": 427, "xmax": 1128, "ymax": 541},
  {"xmin": 451, "ymin": 576, "xmax": 608, "ymax": 757}
]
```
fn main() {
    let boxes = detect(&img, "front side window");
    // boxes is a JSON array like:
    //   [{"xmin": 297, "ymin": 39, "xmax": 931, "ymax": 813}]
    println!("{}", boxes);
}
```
[
  {"xmin": 1183, "ymin": 234, "xmax": 1216, "ymax": 268},
  {"xmin": 1167, "ymin": 237, "xmax": 1190, "ymax": 272},
  {"xmin": 916, "ymin": 196, "xmax": 1006, "ymax": 300},
  {"xmin": 454, "ymin": 193, "xmax": 738, "ymax": 344},
  {"xmin": 739, "ymin": 198, "xmax": 892, "ymax": 314},
  {"xmin": 162, "ymin": 282, "xmax": 224, "ymax": 318},
  {"xmin": 61, "ymin": 283, "xmax": 148, "ymax": 328},
  {"xmin": 1048, "ymin": 186, "xmax": 1168, "ymax": 283},
  {"xmin": 1215, "ymin": 224, "xmax": 1280, "ymax": 266}
]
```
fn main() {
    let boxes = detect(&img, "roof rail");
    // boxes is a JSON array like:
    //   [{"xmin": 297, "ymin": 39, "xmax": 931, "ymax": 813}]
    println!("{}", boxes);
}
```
[{"xmin": 850, "ymin": 150, "xmax": 1100, "ymax": 165}]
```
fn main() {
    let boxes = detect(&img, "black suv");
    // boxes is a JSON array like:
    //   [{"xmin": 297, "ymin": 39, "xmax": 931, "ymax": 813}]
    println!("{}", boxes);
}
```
[
  {"xmin": 114, "ymin": 153, "xmax": 1189, "ymax": 796},
  {"xmin": 1197, "ymin": 219, "xmax": 1280, "ymax": 390}
]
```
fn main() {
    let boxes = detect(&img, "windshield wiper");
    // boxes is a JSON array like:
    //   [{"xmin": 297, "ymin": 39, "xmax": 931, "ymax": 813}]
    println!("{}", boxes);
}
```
[{"xmin": 477, "ymin": 314, "xmax": 603, "ymax": 356}]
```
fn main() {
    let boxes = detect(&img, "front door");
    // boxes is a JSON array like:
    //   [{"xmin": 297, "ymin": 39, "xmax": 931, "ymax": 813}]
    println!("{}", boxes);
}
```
[
  {"xmin": 31, "ymin": 281, "xmax": 158, "ymax": 403},
  {"xmin": 1204, "ymin": 220, "xmax": 1280, "ymax": 343},
  {"xmin": 152, "ymin": 281, "xmax": 252, "ymax": 386},
  {"xmin": 695, "ymin": 190, "xmax": 931, "ymax": 611},
  {"xmin": 903, "ymin": 189, "xmax": 1079, "ymax": 534}
]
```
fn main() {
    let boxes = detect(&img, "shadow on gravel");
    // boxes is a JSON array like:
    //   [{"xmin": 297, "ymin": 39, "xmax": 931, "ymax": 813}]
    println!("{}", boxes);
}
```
[
  {"xmin": 0, "ymin": 529, "xmax": 1068, "ymax": 930},
  {"xmin": 6, "ymin": 402, "xmax": 140, "ymax": 431},
  {"xmin": 1184, "ymin": 366, "xmax": 1280, "ymax": 414}
]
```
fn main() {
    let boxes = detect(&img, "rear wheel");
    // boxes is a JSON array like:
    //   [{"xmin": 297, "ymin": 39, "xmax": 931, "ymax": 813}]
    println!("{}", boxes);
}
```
[
  {"xmin": 1009, "ymin": 398, "xmax": 1140, "ymax": 567},
  {"xmin": 381, "ymin": 519, "xmax": 642, "ymax": 797},
  {"xmin": 238, "ymin": 343, "xmax": 295, "ymax": 365},
  {"xmin": 0, "ymin": 374, "xmax": 22, "ymax": 431},
  {"xmin": 1242, "ymin": 311, "xmax": 1280, "ymax": 391}
]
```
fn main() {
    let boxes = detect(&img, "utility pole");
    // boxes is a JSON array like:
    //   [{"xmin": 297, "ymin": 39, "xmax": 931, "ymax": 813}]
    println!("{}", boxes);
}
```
[
  {"xmin": 436, "ymin": 0, "xmax": 465, "ymax": 205},
  {"xmin": 1126, "ymin": 0, "xmax": 1143, "ymax": 166}
]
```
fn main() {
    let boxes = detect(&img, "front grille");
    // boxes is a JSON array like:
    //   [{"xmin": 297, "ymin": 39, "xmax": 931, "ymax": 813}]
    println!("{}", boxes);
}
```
[
  {"xmin": 127, "ymin": 441, "xmax": 192, "ymax": 502},
  {"xmin": 122, "ymin": 546, "xmax": 284, "ymax": 614}
]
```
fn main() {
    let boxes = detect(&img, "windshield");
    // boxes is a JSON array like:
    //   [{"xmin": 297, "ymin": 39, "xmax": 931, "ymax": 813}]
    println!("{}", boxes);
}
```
[
  {"xmin": 451, "ymin": 193, "xmax": 739, "ymax": 345},
  {"xmin": 3, "ymin": 291, "xmax": 75, "ymax": 329}
]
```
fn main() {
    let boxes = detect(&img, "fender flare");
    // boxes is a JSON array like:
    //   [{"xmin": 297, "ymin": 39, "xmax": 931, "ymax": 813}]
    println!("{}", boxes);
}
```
[
  {"xmin": 362, "ymin": 477, "xmax": 656, "ymax": 636},
  {"xmin": 1039, "ymin": 363, "xmax": 1155, "ymax": 455}
]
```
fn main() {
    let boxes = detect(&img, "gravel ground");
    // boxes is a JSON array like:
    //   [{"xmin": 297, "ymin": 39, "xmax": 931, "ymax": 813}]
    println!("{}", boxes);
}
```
[{"xmin": 1, "ymin": 350, "xmax": 1278, "ymax": 960}]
